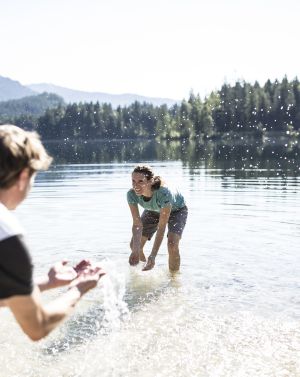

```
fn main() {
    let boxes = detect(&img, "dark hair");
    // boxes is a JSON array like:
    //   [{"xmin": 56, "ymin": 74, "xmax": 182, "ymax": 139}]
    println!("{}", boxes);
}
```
[{"xmin": 132, "ymin": 165, "xmax": 162, "ymax": 190}]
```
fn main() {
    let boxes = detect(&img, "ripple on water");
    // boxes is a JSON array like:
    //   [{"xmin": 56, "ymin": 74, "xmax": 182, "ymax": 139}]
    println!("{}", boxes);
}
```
[{"xmin": 0, "ymin": 275, "xmax": 299, "ymax": 377}]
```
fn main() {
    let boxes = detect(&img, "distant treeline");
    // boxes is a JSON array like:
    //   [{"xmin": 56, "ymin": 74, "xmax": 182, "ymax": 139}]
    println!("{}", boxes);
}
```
[
  {"xmin": 0, "ymin": 93, "xmax": 64, "ymax": 118},
  {"xmin": 1, "ymin": 77, "xmax": 300, "ymax": 140}
]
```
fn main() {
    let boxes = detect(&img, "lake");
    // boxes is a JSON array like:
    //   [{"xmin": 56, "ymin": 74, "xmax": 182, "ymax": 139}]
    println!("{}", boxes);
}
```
[{"xmin": 0, "ymin": 140, "xmax": 299, "ymax": 377}]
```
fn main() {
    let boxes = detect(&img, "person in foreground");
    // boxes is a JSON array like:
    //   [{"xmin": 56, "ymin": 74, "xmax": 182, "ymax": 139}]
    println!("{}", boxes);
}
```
[
  {"xmin": 127, "ymin": 165, "xmax": 188, "ymax": 272},
  {"xmin": 0, "ymin": 125, "xmax": 105, "ymax": 341}
]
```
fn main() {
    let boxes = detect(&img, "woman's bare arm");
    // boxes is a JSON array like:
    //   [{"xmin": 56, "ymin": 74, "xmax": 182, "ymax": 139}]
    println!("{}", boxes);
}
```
[{"xmin": 128, "ymin": 204, "xmax": 143, "ymax": 265}]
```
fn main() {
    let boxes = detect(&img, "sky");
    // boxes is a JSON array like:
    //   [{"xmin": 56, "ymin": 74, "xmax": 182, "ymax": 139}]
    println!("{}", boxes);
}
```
[{"xmin": 0, "ymin": 0, "xmax": 299, "ymax": 100}]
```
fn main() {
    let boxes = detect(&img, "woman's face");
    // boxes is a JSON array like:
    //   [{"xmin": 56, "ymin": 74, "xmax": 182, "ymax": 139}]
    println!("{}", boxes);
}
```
[{"xmin": 132, "ymin": 172, "xmax": 152, "ymax": 196}]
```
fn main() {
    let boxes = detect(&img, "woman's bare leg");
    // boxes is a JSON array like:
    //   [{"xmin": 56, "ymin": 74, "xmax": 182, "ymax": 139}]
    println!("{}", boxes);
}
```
[{"xmin": 167, "ymin": 232, "xmax": 181, "ymax": 272}]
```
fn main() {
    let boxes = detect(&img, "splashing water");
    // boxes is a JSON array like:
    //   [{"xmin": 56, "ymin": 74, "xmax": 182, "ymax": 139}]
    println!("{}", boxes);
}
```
[{"xmin": 98, "ymin": 259, "xmax": 130, "ymax": 333}]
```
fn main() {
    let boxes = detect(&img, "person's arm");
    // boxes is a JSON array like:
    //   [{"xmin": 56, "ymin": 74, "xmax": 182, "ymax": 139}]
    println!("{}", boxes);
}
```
[
  {"xmin": 6, "ymin": 265, "xmax": 105, "ymax": 341},
  {"xmin": 143, "ymin": 206, "xmax": 171, "ymax": 271},
  {"xmin": 128, "ymin": 204, "xmax": 143, "ymax": 265}
]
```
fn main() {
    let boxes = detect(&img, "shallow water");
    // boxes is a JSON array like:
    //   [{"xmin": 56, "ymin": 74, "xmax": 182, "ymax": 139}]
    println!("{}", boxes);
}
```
[{"xmin": 0, "ymin": 161, "xmax": 299, "ymax": 377}]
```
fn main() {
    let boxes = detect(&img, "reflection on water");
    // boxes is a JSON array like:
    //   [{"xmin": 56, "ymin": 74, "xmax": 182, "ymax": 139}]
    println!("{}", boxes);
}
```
[{"xmin": 45, "ymin": 138, "xmax": 300, "ymax": 176}]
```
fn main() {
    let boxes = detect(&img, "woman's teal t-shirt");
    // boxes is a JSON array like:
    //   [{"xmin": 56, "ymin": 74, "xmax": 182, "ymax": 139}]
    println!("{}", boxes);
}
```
[{"xmin": 127, "ymin": 186, "xmax": 185, "ymax": 213}]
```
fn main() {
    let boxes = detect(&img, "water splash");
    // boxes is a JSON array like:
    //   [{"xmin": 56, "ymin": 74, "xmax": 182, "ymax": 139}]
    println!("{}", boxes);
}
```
[
  {"xmin": 39, "ymin": 259, "xmax": 129, "ymax": 355},
  {"xmin": 98, "ymin": 259, "xmax": 129, "ymax": 333}
]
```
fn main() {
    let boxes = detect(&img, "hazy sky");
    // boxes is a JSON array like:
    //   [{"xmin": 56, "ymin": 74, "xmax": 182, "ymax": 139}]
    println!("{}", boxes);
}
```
[{"xmin": 0, "ymin": 0, "xmax": 299, "ymax": 99}]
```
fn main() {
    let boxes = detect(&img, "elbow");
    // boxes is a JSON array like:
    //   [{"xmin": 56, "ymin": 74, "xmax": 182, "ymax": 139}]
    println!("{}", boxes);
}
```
[
  {"xmin": 26, "ymin": 327, "xmax": 49, "ymax": 341},
  {"xmin": 23, "ymin": 316, "xmax": 51, "ymax": 341},
  {"xmin": 29, "ymin": 333, "xmax": 44, "ymax": 342}
]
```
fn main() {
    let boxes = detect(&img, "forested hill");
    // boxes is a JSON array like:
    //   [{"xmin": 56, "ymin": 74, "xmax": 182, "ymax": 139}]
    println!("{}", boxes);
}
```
[
  {"xmin": 2, "ymin": 77, "xmax": 300, "ymax": 141},
  {"xmin": 0, "ymin": 93, "xmax": 64, "ymax": 118},
  {"xmin": 28, "ymin": 83, "xmax": 178, "ymax": 107}
]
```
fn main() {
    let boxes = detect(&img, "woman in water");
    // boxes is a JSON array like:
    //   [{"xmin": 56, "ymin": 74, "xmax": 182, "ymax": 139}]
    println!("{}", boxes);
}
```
[{"xmin": 127, "ymin": 165, "xmax": 188, "ymax": 272}]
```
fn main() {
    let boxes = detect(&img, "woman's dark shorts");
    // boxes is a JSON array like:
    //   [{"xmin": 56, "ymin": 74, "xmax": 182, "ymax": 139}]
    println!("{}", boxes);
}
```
[{"xmin": 141, "ymin": 206, "xmax": 188, "ymax": 240}]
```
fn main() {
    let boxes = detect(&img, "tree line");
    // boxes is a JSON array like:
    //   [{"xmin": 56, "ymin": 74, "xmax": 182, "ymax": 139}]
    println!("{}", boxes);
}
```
[{"xmin": 2, "ymin": 77, "xmax": 300, "ymax": 140}]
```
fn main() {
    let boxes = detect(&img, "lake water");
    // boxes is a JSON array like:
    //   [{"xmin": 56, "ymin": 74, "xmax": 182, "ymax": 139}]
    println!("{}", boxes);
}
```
[{"xmin": 0, "ymin": 140, "xmax": 299, "ymax": 377}]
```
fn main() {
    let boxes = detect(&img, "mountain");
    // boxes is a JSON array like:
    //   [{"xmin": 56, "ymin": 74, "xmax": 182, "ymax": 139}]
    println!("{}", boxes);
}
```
[
  {"xmin": 0, "ymin": 93, "xmax": 64, "ymax": 119},
  {"xmin": 0, "ymin": 76, "xmax": 36, "ymax": 101},
  {"xmin": 28, "ymin": 83, "xmax": 178, "ymax": 107},
  {"xmin": 0, "ymin": 74, "xmax": 179, "ymax": 107}
]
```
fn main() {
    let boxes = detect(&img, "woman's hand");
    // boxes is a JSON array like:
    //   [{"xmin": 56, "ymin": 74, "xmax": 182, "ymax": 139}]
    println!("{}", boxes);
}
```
[
  {"xmin": 37, "ymin": 259, "xmax": 100, "ymax": 291},
  {"xmin": 73, "ymin": 259, "xmax": 92, "ymax": 274},
  {"xmin": 142, "ymin": 255, "xmax": 155, "ymax": 271},
  {"xmin": 70, "ymin": 264, "xmax": 106, "ymax": 295},
  {"xmin": 48, "ymin": 259, "xmax": 93, "ymax": 288},
  {"xmin": 47, "ymin": 260, "xmax": 77, "ymax": 288},
  {"xmin": 129, "ymin": 252, "xmax": 139, "ymax": 266}
]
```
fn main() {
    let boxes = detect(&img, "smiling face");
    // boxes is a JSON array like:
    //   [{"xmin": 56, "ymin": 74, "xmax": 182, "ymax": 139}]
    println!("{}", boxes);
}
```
[{"xmin": 131, "ymin": 172, "xmax": 153, "ymax": 197}]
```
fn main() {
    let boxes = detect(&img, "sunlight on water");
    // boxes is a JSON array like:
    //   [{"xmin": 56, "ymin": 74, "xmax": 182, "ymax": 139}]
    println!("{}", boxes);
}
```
[
  {"xmin": 1, "ymin": 270, "xmax": 299, "ymax": 377},
  {"xmin": 0, "ymin": 161, "xmax": 299, "ymax": 376}
]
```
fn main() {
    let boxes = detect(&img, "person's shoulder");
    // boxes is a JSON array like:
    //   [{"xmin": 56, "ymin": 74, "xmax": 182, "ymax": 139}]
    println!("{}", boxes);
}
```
[
  {"xmin": 157, "ymin": 186, "xmax": 171, "ymax": 195},
  {"xmin": 0, "ymin": 203, "xmax": 25, "ymax": 242},
  {"xmin": 127, "ymin": 188, "xmax": 138, "ymax": 203},
  {"xmin": 127, "ymin": 188, "xmax": 137, "ymax": 197},
  {"xmin": 155, "ymin": 186, "xmax": 172, "ymax": 202}
]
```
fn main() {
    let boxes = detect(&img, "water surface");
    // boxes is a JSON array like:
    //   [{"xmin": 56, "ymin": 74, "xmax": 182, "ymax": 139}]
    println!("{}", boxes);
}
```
[{"xmin": 0, "ymin": 158, "xmax": 299, "ymax": 377}]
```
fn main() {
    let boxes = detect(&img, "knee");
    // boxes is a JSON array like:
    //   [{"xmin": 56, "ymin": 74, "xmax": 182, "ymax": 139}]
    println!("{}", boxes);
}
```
[{"xmin": 167, "ymin": 238, "xmax": 175, "ymax": 247}]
